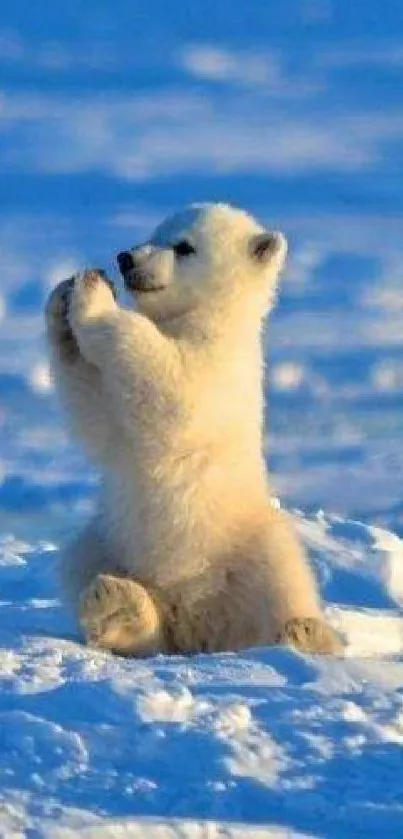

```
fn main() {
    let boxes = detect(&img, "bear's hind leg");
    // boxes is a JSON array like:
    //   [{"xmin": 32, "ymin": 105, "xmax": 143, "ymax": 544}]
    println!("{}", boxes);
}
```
[{"xmin": 79, "ymin": 574, "xmax": 164, "ymax": 657}]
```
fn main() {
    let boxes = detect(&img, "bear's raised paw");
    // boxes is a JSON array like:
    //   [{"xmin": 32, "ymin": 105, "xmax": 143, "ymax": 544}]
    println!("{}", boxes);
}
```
[{"xmin": 45, "ymin": 277, "xmax": 77, "ymax": 357}]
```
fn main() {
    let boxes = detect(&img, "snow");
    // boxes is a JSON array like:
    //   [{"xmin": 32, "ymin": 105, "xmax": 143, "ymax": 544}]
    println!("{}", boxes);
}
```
[
  {"xmin": 1, "ymin": 1, "xmax": 403, "ymax": 836},
  {"xmin": 28, "ymin": 361, "xmax": 53, "ymax": 395},
  {"xmin": 1, "ymin": 516, "xmax": 403, "ymax": 837}
]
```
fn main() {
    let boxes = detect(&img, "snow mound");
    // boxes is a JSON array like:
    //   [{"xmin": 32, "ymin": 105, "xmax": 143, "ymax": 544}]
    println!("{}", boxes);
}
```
[{"xmin": 1, "ymin": 513, "xmax": 403, "ymax": 837}]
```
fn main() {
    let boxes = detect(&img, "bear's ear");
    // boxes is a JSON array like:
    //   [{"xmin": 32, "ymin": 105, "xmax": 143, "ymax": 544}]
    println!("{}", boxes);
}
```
[{"xmin": 249, "ymin": 231, "xmax": 287, "ymax": 264}]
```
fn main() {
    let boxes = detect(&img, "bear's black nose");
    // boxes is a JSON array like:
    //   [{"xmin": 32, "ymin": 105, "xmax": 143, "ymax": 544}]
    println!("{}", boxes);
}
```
[{"xmin": 117, "ymin": 251, "xmax": 135, "ymax": 274}]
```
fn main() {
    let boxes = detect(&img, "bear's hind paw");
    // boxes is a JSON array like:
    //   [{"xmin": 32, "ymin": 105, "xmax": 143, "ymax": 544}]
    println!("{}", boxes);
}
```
[
  {"xmin": 275, "ymin": 616, "xmax": 344, "ymax": 656},
  {"xmin": 79, "ymin": 573, "xmax": 163, "ymax": 657}
]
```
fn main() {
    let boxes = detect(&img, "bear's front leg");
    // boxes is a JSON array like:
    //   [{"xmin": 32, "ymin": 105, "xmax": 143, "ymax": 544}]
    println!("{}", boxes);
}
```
[
  {"xmin": 67, "ymin": 268, "xmax": 181, "ymax": 435},
  {"xmin": 79, "ymin": 574, "xmax": 165, "ymax": 657},
  {"xmin": 45, "ymin": 274, "xmax": 118, "ymax": 462},
  {"xmin": 68, "ymin": 269, "xmax": 118, "ymax": 366}
]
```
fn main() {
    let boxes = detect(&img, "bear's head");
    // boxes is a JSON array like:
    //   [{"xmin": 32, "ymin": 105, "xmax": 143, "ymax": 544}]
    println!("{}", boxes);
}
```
[{"xmin": 117, "ymin": 203, "xmax": 287, "ymax": 325}]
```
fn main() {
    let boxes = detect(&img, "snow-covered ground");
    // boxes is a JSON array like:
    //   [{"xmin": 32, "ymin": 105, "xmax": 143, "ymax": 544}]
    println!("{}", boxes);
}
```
[
  {"xmin": 1, "ymin": 517, "xmax": 403, "ymax": 837},
  {"xmin": 1, "ymin": 2, "xmax": 403, "ymax": 836}
]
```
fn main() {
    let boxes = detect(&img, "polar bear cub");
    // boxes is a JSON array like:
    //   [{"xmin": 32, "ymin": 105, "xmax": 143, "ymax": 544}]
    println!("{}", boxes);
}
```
[{"xmin": 46, "ymin": 202, "xmax": 342, "ymax": 657}]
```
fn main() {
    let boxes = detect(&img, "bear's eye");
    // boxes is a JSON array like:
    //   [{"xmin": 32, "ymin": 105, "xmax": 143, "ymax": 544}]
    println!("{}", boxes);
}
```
[{"xmin": 172, "ymin": 240, "xmax": 196, "ymax": 257}]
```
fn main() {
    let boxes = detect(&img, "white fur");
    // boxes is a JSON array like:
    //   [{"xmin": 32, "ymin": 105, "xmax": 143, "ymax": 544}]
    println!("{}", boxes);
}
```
[{"xmin": 45, "ymin": 203, "xmax": 342, "ymax": 656}]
